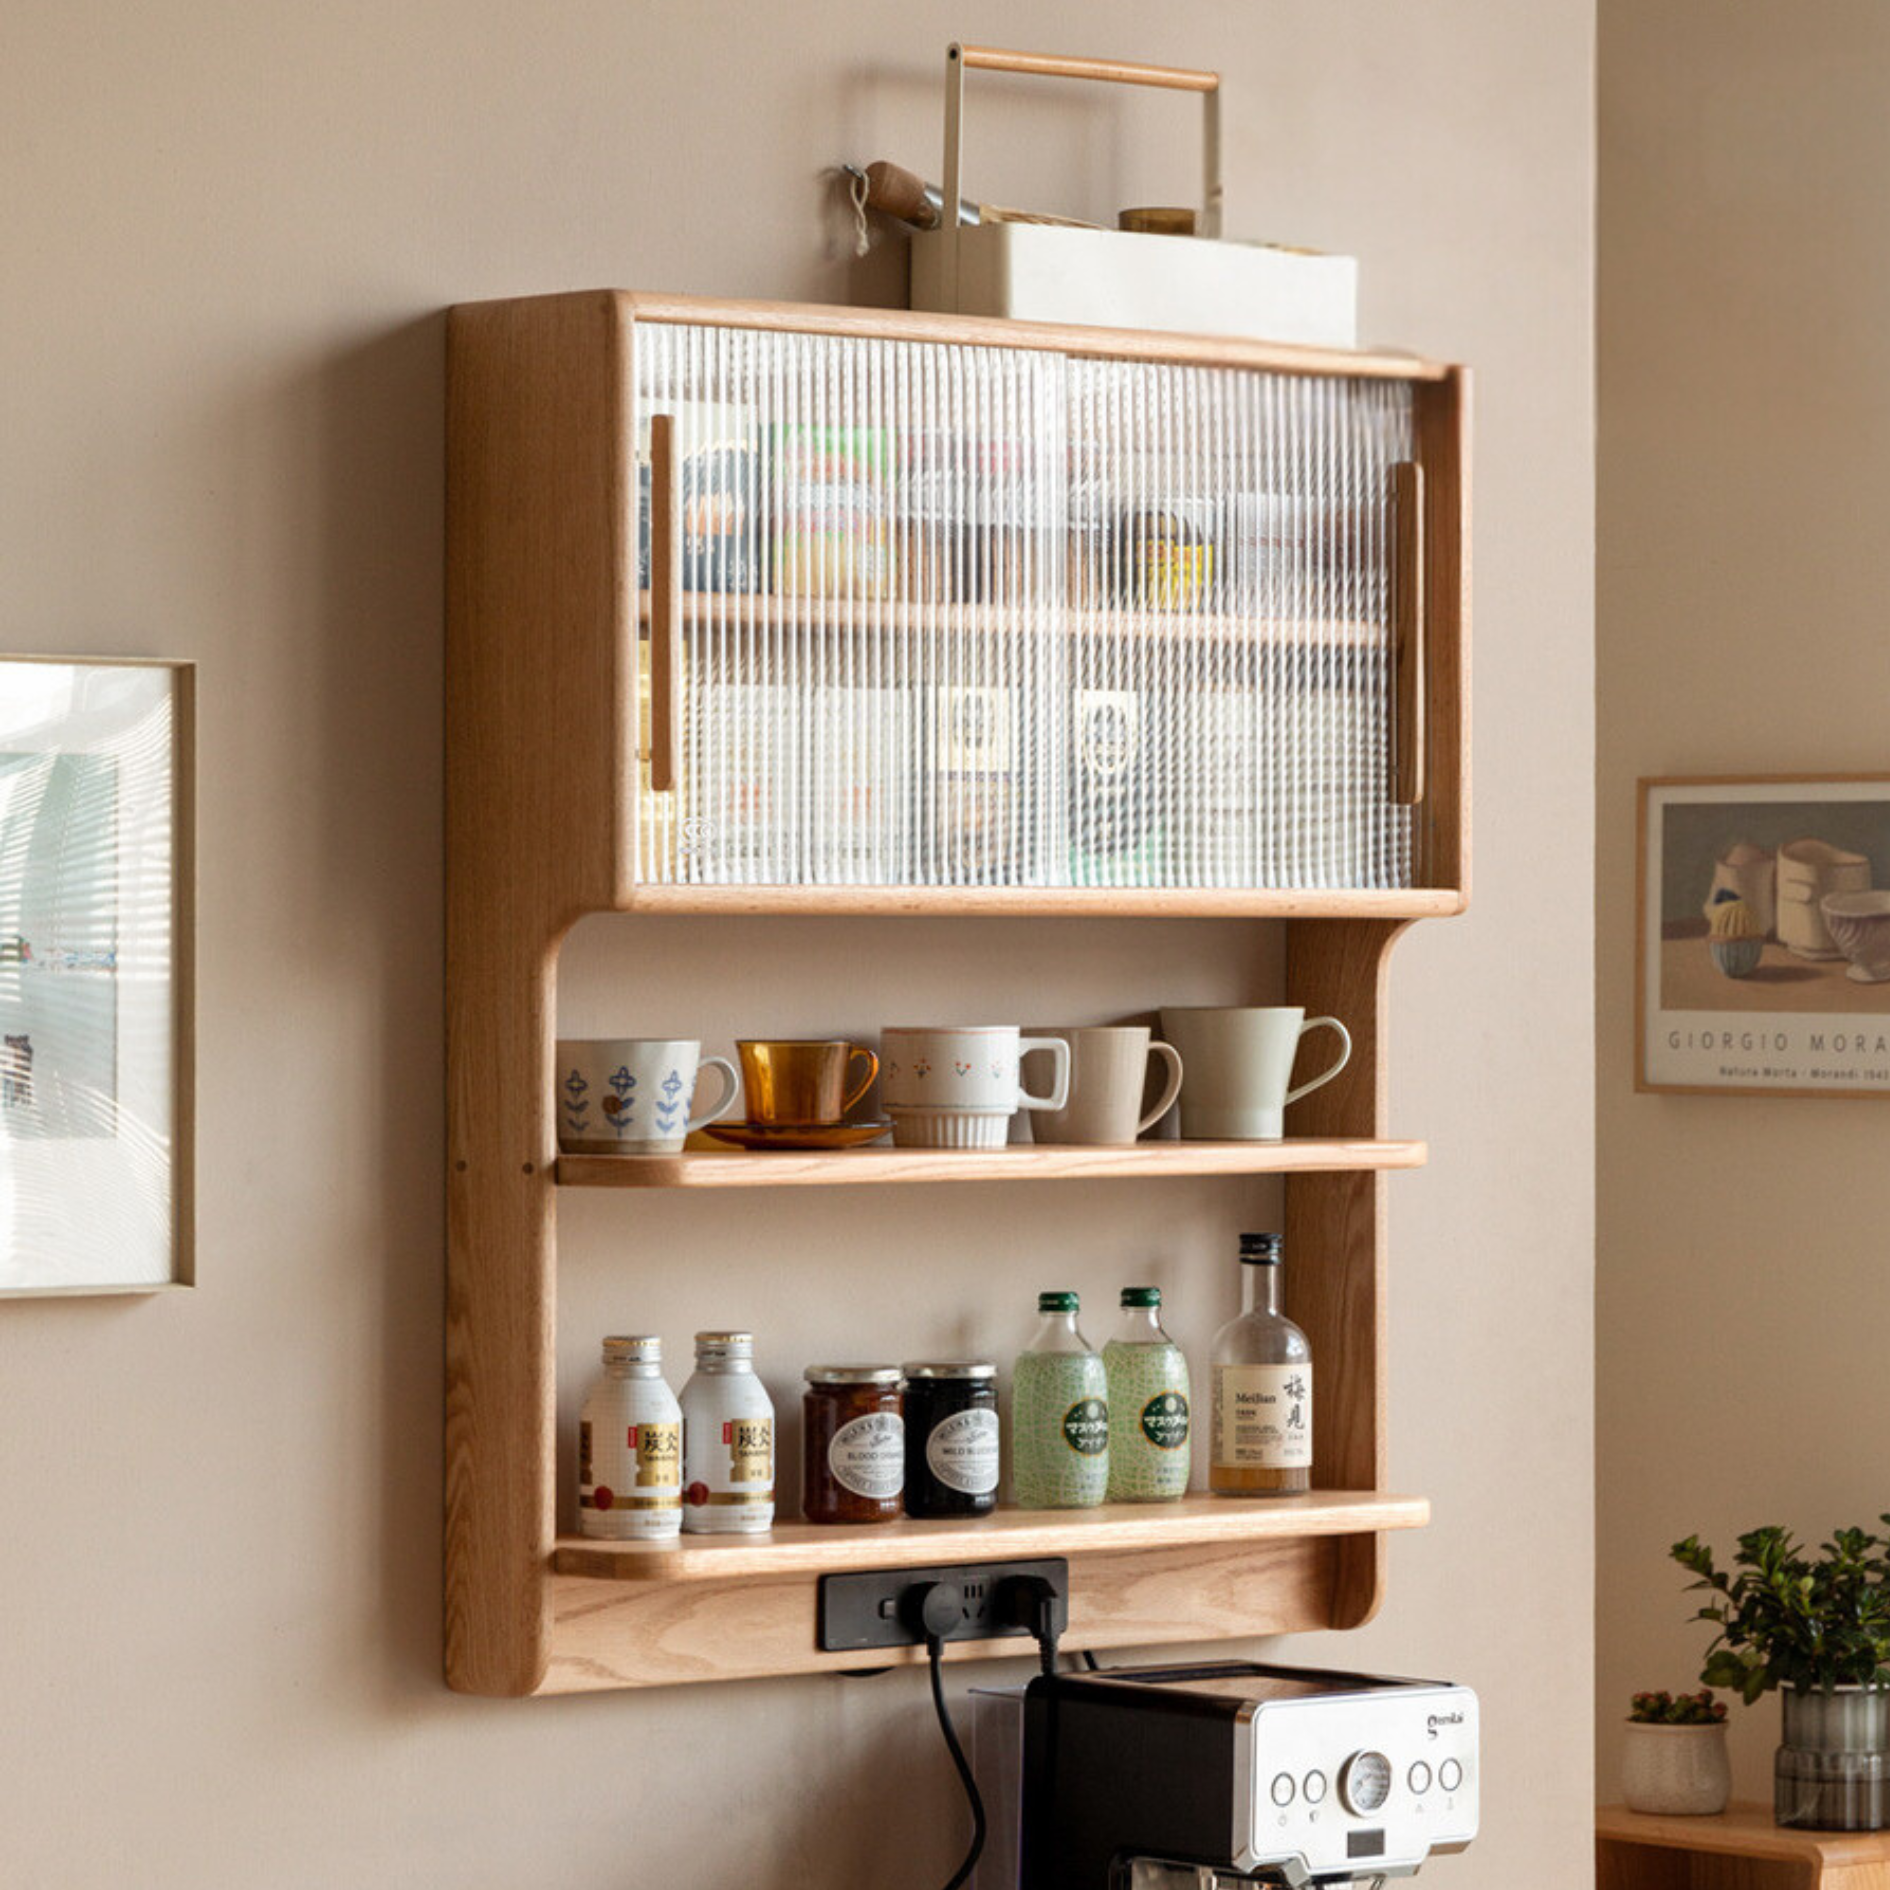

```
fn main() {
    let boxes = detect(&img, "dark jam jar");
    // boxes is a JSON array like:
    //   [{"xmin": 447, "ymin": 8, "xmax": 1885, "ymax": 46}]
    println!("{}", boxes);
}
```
[
  {"xmin": 801, "ymin": 1366, "xmax": 905, "ymax": 1524},
  {"xmin": 902, "ymin": 1362, "xmax": 1000, "ymax": 1518}
]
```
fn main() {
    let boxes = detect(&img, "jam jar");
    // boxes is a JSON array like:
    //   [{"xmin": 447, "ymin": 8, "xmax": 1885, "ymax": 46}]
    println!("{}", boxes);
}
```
[
  {"xmin": 902, "ymin": 1361, "xmax": 1000, "ymax": 1518},
  {"xmin": 802, "ymin": 1366, "xmax": 905, "ymax": 1524}
]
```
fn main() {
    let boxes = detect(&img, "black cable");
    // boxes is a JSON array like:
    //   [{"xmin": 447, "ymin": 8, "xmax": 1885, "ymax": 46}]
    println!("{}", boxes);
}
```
[{"xmin": 927, "ymin": 1633, "xmax": 987, "ymax": 1890}]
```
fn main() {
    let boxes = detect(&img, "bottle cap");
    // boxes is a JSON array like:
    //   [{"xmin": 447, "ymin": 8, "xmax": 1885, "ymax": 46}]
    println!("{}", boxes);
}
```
[
  {"xmin": 602, "ymin": 1334, "xmax": 662, "ymax": 1363},
  {"xmin": 804, "ymin": 1364, "xmax": 903, "ymax": 1386},
  {"xmin": 695, "ymin": 1330, "xmax": 755, "ymax": 1358},
  {"xmin": 902, "ymin": 1360, "xmax": 998, "ymax": 1380},
  {"xmin": 1120, "ymin": 1286, "xmax": 1162, "ymax": 1308},
  {"xmin": 1239, "ymin": 1232, "xmax": 1283, "ymax": 1266},
  {"xmin": 1038, "ymin": 1290, "xmax": 1080, "ymax": 1313}
]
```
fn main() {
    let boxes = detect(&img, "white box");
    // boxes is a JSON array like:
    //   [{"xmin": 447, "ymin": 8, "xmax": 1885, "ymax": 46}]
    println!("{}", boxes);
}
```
[{"xmin": 911, "ymin": 222, "xmax": 1358, "ymax": 350}]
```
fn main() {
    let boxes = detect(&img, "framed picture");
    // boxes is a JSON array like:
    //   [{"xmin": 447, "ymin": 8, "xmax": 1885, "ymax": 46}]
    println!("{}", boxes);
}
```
[
  {"xmin": 0, "ymin": 657, "xmax": 194, "ymax": 1292},
  {"xmin": 1639, "ymin": 775, "xmax": 1890, "ymax": 1096}
]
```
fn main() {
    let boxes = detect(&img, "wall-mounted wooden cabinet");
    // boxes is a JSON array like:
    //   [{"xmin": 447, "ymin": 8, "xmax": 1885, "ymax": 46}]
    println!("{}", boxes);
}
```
[{"xmin": 445, "ymin": 290, "xmax": 1468, "ymax": 1697}]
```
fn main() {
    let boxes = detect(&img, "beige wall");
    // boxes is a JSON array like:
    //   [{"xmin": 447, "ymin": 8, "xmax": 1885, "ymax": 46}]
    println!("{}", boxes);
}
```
[
  {"xmin": 1, "ymin": 4, "xmax": 1593, "ymax": 1884},
  {"xmin": 1598, "ymin": 0, "xmax": 1890, "ymax": 1806}
]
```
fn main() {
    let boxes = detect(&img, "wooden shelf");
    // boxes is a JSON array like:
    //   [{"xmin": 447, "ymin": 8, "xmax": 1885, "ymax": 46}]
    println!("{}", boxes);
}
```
[
  {"xmin": 635, "ymin": 590, "xmax": 1387, "ymax": 650},
  {"xmin": 555, "ymin": 1490, "xmax": 1429, "ymax": 1583},
  {"xmin": 557, "ymin": 1137, "xmax": 1427, "ymax": 1189}
]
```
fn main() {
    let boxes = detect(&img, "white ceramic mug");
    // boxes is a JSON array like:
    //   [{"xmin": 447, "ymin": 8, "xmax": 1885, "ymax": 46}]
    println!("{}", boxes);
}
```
[
  {"xmin": 1158, "ymin": 1006, "xmax": 1352, "ymax": 1141},
  {"xmin": 1025, "ymin": 1026, "xmax": 1185, "ymax": 1147},
  {"xmin": 555, "ymin": 1038, "xmax": 740, "ymax": 1155},
  {"xmin": 880, "ymin": 1026, "xmax": 1072, "ymax": 1149}
]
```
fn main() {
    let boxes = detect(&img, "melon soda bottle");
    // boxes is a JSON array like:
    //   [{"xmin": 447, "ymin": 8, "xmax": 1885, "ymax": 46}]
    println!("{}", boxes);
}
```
[{"xmin": 1010, "ymin": 1290, "xmax": 1109, "ymax": 1507}]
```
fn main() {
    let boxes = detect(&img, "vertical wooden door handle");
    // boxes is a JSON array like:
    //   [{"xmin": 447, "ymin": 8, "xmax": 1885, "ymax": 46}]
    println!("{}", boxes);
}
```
[
  {"xmin": 1392, "ymin": 460, "xmax": 1425, "ymax": 808},
  {"xmin": 648, "ymin": 413, "xmax": 680, "ymax": 796}
]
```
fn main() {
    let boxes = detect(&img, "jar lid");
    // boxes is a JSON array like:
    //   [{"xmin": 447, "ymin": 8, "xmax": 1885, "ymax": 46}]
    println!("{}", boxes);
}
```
[
  {"xmin": 603, "ymin": 1334, "xmax": 662, "ymax": 1361},
  {"xmin": 1119, "ymin": 1287, "xmax": 1162, "ymax": 1308},
  {"xmin": 1038, "ymin": 1290, "xmax": 1079, "ymax": 1312},
  {"xmin": 804, "ymin": 1364, "xmax": 903, "ymax": 1386},
  {"xmin": 902, "ymin": 1360, "xmax": 997, "ymax": 1380},
  {"xmin": 695, "ymin": 1330, "xmax": 754, "ymax": 1355}
]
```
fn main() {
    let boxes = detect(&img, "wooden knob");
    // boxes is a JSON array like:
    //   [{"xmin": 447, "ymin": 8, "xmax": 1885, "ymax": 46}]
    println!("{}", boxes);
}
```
[{"xmin": 864, "ymin": 160, "xmax": 941, "ymax": 230}]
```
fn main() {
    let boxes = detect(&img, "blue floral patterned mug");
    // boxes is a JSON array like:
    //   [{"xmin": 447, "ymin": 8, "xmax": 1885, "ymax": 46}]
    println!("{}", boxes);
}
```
[{"xmin": 555, "ymin": 1038, "xmax": 740, "ymax": 1155}]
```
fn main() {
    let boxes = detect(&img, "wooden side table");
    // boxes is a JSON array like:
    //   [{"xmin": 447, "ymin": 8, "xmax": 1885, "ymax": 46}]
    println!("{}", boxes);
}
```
[{"xmin": 1599, "ymin": 1804, "xmax": 1890, "ymax": 1890}]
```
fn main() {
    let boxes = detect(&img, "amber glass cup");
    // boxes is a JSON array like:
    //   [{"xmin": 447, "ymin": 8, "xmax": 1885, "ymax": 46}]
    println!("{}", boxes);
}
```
[{"xmin": 735, "ymin": 1039, "xmax": 879, "ymax": 1127}]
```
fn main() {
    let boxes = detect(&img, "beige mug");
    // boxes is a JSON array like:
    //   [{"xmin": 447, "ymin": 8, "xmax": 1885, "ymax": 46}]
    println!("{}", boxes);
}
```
[
  {"xmin": 1158, "ymin": 1006, "xmax": 1352, "ymax": 1141},
  {"xmin": 1025, "ymin": 1026, "xmax": 1184, "ymax": 1147}
]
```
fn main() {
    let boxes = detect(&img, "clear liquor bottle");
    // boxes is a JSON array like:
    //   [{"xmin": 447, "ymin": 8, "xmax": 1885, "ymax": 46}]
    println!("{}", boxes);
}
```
[{"xmin": 1209, "ymin": 1233, "xmax": 1312, "ymax": 1497}]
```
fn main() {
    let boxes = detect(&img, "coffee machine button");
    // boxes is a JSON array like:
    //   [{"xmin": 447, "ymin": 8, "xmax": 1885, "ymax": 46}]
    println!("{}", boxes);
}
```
[
  {"xmin": 1408, "ymin": 1761, "xmax": 1433, "ymax": 1794},
  {"xmin": 1340, "ymin": 1750, "xmax": 1393, "ymax": 1816},
  {"xmin": 1439, "ymin": 1758, "xmax": 1464, "ymax": 1793},
  {"xmin": 1303, "ymin": 1771, "xmax": 1328, "ymax": 1805},
  {"xmin": 1270, "ymin": 1772, "xmax": 1297, "ymax": 1808}
]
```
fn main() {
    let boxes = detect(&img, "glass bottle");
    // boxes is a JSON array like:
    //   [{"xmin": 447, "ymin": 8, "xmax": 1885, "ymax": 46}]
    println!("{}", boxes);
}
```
[
  {"xmin": 1103, "ymin": 1287, "xmax": 1192, "ymax": 1503},
  {"xmin": 680, "ymin": 1331, "xmax": 775, "ymax": 1534},
  {"xmin": 1011, "ymin": 1291, "xmax": 1109, "ymax": 1509},
  {"xmin": 1209, "ymin": 1233, "xmax": 1312, "ymax": 1496},
  {"xmin": 578, "ymin": 1335, "xmax": 683, "ymax": 1541}
]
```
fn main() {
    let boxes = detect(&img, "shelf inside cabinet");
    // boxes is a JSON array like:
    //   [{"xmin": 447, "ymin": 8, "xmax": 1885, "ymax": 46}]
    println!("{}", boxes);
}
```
[
  {"xmin": 553, "ymin": 1491, "xmax": 1430, "ymax": 1584},
  {"xmin": 556, "ymin": 1137, "xmax": 1427, "ymax": 1189},
  {"xmin": 635, "ymin": 591, "xmax": 1387, "ymax": 649}
]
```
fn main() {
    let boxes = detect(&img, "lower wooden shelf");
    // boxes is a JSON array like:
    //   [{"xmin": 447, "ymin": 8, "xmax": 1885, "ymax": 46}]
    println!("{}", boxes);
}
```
[
  {"xmin": 536, "ymin": 1490, "xmax": 1428, "ymax": 1693},
  {"xmin": 553, "ymin": 1490, "xmax": 1430, "ymax": 1582},
  {"xmin": 556, "ymin": 1138, "xmax": 1427, "ymax": 1189}
]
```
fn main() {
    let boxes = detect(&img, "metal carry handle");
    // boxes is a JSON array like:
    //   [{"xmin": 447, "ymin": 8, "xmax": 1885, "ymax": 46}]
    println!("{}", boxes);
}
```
[{"xmin": 940, "ymin": 42, "xmax": 1223, "ymax": 308}]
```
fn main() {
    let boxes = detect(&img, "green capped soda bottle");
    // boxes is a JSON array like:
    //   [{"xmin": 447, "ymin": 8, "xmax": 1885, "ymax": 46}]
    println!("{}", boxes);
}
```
[
  {"xmin": 1011, "ymin": 1291, "xmax": 1109, "ymax": 1508},
  {"xmin": 1103, "ymin": 1286, "xmax": 1191, "ymax": 1502}
]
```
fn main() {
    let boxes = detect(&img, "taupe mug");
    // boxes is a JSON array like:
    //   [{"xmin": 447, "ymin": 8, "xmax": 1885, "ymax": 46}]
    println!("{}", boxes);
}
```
[
  {"xmin": 736, "ymin": 1039, "xmax": 879, "ymax": 1126},
  {"xmin": 1026, "ymin": 1026, "xmax": 1184, "ymax": 1147},
  {"xmin": 1159, "ymin": 1006, "xmax": 1352, "ymax": 1141}
]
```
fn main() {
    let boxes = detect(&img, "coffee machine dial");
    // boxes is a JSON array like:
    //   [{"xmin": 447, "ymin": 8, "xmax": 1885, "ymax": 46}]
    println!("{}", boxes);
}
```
[{"xmin": 1339, "ymin": 1749, "xmax": 1393, "ymax": 1816}]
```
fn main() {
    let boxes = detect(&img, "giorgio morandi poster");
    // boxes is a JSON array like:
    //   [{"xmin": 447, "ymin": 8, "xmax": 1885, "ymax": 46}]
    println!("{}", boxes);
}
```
[{"xmin": 1641, "ymin": 777, "xmax": 1890, "ymax": 1095}]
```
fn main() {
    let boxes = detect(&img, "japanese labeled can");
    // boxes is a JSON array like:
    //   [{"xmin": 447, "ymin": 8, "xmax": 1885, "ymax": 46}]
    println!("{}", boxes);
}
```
[
  {"xmin": 902, "ymin": 1361, "xmax": 1000, "ymax": 1518},
  {"xmin": 802, "ymin": 1366, "xmax": 905, "ymax": 1524}
]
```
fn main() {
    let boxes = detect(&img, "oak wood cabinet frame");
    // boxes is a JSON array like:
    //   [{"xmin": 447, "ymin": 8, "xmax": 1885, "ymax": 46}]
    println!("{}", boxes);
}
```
[{"xmin": 445, "ymin": 291, "xmax": 1469, "ymax": 1696}]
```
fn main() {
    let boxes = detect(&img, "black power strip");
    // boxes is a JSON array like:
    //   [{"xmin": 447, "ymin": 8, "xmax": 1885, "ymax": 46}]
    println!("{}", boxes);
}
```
[{"xmin": 817, "ymin": 1558, "xmax": 1069, "ymax": 1652}]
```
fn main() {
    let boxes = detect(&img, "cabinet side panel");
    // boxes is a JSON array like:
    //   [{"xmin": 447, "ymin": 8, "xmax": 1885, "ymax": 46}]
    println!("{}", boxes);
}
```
[
  {"xmin": 445, "ymin": 294, "xmax": 631, "ymax": 1694},
  {"xmin": 1415, "ymin": 371, "xmax": 1470, "ymax": 899},
  {"xmin": 1283, "ymin": 919, "xmax": 1406, "ymax": 1628}
]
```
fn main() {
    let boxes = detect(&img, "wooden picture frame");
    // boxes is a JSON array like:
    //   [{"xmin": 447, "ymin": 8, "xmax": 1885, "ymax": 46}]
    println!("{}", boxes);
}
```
[
  {"xmin": 1638, "ymin": 775, "xmax": 1890, "ymax": 1097},
  {"xmin": 0, "ymin": 656, "xmax": 194, "ymax": 1293}
]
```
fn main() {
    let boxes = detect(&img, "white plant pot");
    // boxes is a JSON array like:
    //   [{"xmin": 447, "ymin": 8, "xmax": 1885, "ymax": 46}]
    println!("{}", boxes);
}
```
[{"xmin": 1622, "ymin": 1721, "xmax": 1733, "ymax": 1816}]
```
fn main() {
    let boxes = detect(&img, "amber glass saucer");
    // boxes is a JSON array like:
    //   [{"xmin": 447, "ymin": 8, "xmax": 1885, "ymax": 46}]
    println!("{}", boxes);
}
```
[{"xmin": 702, "ymin": 1118, "xmax": 894, "ymax": 1152}]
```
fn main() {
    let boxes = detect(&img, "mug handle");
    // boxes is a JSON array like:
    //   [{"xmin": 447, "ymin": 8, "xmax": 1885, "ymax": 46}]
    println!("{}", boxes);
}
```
[
  {"xmin": 1136, "ymin": 1042, "xmax": 1185, "ymax": 1136},
  {"xmin": 1284, "ymin": 1017, "xmax": 1352, "ymax": 1107},
  {"xmin": 685, "ymin": 1056, "xmax": 741, "ymax": 1132},
  {"xmin": 1016, "ymin": 1036, "xmax": 1072, "ymax": 1113},
  {"xmin": 841, "ymin": 1045, "xmax": 880, "ymax": 1116}
]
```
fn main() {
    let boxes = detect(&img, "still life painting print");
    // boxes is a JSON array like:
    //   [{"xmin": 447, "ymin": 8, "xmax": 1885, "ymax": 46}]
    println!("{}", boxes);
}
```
[
  {"xmin": 1639, "ymin": 776, "xmax": 1890, "ymax": 1095},
  {"xmin": 0, "ymin": 658, "xmax": 192, "ymax": 1292}
]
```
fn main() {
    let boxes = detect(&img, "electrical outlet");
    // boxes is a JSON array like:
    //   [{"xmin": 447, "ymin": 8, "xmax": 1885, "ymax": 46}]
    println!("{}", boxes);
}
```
[{"xmin": 818, "ymin": 1559, "xmax": 1068, "ymax": 1652}]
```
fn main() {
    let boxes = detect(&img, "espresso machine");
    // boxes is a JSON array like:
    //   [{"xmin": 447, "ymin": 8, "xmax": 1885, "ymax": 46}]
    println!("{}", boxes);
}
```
[{"xmin": 970, "ymin": 1662, "xmax": 1479, "ymax": 1889}]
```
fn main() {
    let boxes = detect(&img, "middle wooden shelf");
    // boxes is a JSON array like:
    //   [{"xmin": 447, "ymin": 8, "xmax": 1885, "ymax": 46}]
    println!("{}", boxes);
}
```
[{"xmin": 556, "ymin": 1136, "xmax": 1428, "ymax": 1189}]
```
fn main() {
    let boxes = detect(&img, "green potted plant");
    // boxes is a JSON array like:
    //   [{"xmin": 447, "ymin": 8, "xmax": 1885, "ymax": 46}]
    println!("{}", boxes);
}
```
[
  {"xmin": 1673, "ymin": 1520, "xmax": 1890, "ymax": 1830},
  {"xmin": 1621, "ymin": 1690, "xmax": 1731, "ymax": 1816}
]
